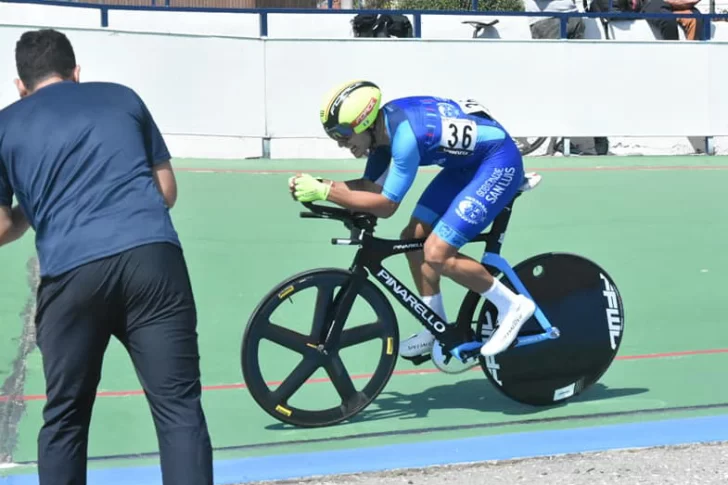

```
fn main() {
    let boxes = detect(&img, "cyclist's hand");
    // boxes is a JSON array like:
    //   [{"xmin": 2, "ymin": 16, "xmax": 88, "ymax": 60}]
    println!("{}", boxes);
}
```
[
  {"xmin": 292, "ymin": 173, "xmax": 332, "ymax": 202},
  {"xmin": 288, "ymin": 175, "xmax": 299, "ymax": 201}
]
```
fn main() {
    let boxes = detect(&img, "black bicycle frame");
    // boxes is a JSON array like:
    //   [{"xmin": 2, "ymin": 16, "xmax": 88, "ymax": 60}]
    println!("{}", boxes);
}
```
[{"xmin": 300, "ymin": 195, "xmax": 520, "ymax": 352}]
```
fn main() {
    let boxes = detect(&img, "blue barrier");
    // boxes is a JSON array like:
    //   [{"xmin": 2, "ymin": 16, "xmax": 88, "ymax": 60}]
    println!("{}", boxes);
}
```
[{"xmin": 1, "ymin": 0, "xmax": 727, "ymax": 40}]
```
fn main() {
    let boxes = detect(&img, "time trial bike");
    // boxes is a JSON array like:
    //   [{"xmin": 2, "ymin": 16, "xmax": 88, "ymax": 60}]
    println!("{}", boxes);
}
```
[{"xmin": 240, "ymin": 172, "xmax": 625, "ymax": 428}]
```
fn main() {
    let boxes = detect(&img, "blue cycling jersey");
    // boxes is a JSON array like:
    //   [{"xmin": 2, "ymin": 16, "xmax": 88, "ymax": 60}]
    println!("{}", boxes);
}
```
[{"xmin": 363, "ymin": 96, "xmax": 512, "ymax": 204}]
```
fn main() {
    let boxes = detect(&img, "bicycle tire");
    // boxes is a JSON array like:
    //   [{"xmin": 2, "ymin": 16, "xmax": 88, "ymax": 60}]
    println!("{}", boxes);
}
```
[
  {"xmin": 456, "ymin": 252, "xmax": 625, "ymax": 406},
  {"xmin": 515, "ymin": 137, "xmax": 548, "ymax": 156},
  {"xmin": 241, "ymin": 268, "xmax": 399, "ymax": 428}
]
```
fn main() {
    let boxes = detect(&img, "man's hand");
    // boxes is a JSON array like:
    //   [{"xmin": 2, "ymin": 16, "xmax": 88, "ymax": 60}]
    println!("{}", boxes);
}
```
[
  {"xmin": 290, "ymin": 173, "xmax": 332, "ymax": 203},
  {"xmin": 0, "ymin": 205, "xmax": 30, "ymax": 247}
]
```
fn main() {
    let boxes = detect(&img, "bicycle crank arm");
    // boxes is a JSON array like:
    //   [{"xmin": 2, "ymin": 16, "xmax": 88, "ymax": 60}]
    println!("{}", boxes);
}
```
[
  {"xmin": 512, "ymin": 326, "xmax": 561, "ymax": 348},
  {"xmin": 450, "ymin": 340, "xmax": 483, "ymax": 362},
  {"xmin": 447, "ymin": 327, "xmax": 561, "ymax": 361},
  {"xmin": 432, "ymin": 342, "xmax": 480, "ymax": 374}
]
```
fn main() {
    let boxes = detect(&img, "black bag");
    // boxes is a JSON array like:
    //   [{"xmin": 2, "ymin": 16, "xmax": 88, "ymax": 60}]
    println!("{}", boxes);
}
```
[{"xmin": 351, "ymin": 14, "xmax": 413, "ymax": 38}]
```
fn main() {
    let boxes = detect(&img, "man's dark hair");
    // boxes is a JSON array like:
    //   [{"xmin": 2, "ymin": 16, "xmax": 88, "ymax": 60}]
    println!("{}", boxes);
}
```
[{"xmin": 15, "ymin": 29, "xmax": 76, "ymax": 92}]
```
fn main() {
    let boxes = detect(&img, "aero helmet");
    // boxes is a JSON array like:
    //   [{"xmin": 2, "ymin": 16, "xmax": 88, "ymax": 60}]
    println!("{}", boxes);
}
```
[{"xmin": 319, "ymin": 80, "xmax": 382, "ymax": 141}]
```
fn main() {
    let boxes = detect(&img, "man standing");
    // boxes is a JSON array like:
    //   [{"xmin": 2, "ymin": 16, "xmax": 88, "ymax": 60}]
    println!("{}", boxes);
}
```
[{"xmin": 0, "ymin": 29, "xmax": 213, "ymax": 485}]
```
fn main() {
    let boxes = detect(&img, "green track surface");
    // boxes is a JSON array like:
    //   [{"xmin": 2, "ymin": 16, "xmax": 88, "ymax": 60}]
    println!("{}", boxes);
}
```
[
  {"xmin": 0, "ymin": 239, "xmax": 35, "ymax": 385},
  {"xmin": 2, "ymin": 155, "xmax": 728, "ymax": 476}
]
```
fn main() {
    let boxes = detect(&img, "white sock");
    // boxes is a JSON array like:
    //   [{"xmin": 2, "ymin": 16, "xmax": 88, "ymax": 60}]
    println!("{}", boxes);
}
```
[
  {"xmin": 422, "ymin": 293, "xmax": 448, "ymax": 323},
  {"xmin": 481, "ymin": 279, "xmax": 517, "ymax": 314}
]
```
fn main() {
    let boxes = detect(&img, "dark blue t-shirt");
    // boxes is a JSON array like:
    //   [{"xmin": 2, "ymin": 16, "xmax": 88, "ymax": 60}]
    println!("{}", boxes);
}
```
[{"xmin": 0, "ymin": 81, "xmax": 180, "ymax": 278}]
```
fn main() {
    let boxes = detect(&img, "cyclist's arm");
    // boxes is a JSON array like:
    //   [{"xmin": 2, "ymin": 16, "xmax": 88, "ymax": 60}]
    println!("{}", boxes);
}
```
[
  {"xmin": 326, "ymin": 121, "xmax": 419, "ymax": 218},
  {"xmin": 341, "ymin": 178, "xmax": 383, "ymax": 194},
  {"xmin": 337, "ymin": 145, "xmax": 390, "ymax": 194}
]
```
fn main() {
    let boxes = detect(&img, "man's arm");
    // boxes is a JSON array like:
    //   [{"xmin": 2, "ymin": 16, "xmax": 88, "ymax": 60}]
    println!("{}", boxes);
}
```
[
  {"xmin": 0, "ymin": 205, "xmax": 30, "ymax": 247},
  {"xmin": 152, "ymin": 160, "xmax": 178, "ymax": 209},
  {"xmin": 0, "ymin": 159, "xmax": 29, "ymax": 247},
  {"xmin": 137, "ymin": 92, "xmax": 178, "ymax": 209}
]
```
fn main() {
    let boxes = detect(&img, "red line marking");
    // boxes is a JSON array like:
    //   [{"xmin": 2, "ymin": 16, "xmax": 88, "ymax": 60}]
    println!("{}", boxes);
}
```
[
  {"xmin": 175, "ymin": 164, "xmax": 728, "ymax": 175},
  {"xmin": 2, "ymin": 348, "xmax": 727, "ymax": 403},
  {"xmin": 614, "ymin": 348, "xmax": 728, "ymax": 360}
]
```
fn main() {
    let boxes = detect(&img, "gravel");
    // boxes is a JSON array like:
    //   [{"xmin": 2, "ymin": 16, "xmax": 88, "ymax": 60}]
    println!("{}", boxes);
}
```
[{"xmin": 240, "ymin": 441, "xmax": 728, "ymax": 485}]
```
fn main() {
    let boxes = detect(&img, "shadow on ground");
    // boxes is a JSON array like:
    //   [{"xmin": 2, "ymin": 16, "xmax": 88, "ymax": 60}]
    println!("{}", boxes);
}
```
[{"xmin": 265, "ymin": 378, "xmax": 649, "ymax": 431}]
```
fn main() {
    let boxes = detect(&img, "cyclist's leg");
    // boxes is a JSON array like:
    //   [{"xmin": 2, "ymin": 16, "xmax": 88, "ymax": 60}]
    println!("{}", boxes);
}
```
[
  {"xmin": 400, "ymin": 218, "xmax": 435, "ymax": 300},
  {"xmin": 398, "ymin": 166, "xmax": 482, "ymax": 357},
  {"xmin": 426, "ymin": 140, "xmax": 535, "ymax": 356}
]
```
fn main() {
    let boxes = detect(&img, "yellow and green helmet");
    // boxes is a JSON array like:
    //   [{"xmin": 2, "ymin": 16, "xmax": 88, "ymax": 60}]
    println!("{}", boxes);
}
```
[{"xmin": 319, "ymin": 80, "xmax": 382, "ymax": 141}]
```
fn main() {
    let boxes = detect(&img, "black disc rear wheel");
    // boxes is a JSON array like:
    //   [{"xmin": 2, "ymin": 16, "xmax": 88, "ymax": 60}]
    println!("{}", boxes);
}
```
[
  {"xmin": 458, "ymin": 252, "xmax": 625, "ymax": 406},
  {"xmin": 241, "ymin": 268, "xmax": 399, "ymax": 427}
]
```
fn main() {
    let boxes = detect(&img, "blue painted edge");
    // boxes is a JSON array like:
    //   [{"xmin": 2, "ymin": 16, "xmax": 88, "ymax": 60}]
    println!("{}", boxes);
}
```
[
  {"xmin": 2, "ymin": 413, "xmax": 728, "ymax": 485},
  {"xmin": 1, "ymin": 0, "xmax": 727, "ymax": 20}
]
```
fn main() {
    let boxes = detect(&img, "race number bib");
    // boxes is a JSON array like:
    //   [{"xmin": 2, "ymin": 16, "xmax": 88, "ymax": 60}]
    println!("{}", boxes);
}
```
[
  {"xmin": 440, "ymin": 118, "xmax": 477, "ymax": 153},
  {"xmin": 454, "ymin": 98, "xmax": 492, "ymax": 118}
]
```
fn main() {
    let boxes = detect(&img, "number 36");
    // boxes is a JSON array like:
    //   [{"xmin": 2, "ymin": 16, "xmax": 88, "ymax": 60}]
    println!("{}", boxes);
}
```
[{"xmin": 441, "ymin": 119, "xmax": 476, "ymax": 152}]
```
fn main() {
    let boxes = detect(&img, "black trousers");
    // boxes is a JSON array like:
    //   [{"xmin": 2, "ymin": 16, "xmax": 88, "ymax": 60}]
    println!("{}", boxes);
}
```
[{"xmin": 34, "ymin": 242, "xmax": 213, "ymax": 485}]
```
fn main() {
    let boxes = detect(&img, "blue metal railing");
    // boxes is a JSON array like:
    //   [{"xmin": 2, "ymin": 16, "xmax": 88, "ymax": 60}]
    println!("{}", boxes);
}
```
[{"xmin": 1, "ymin": 0, "xmax": 727, "ymax": 40}]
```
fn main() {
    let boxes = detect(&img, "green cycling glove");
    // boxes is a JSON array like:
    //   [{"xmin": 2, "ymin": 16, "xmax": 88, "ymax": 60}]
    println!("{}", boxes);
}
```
[{"xmin": 292, "ymin": 173, "xmax": 332, "ymax": 202}]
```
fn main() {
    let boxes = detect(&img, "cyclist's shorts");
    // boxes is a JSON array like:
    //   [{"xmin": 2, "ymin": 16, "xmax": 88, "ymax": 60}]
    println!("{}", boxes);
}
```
[{"xmin": 412, "ymin": 138, "xmax": 524, "ymax": 249}]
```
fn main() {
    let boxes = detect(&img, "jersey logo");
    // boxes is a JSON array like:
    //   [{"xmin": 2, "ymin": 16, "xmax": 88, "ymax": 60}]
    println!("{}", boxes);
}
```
[
  {"xmin": 455, "ymin": 196, "xmax": 488, "ymax": 225},
  {"xmin": 437, "ymin": 102, "xmax": 459, "ymax": 118}
]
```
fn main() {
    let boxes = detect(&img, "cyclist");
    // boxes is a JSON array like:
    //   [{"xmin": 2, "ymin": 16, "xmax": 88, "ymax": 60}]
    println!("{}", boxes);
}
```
[{"xmin": 289, "ymin": 80, "xmax": 535, "ymax": 359}]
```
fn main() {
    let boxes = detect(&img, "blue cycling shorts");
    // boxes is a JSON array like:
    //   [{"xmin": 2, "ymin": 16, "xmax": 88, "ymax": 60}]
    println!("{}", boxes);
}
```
[{"xmin": 412, "ymin": 138, "xmax": 524, "ymax": 249}]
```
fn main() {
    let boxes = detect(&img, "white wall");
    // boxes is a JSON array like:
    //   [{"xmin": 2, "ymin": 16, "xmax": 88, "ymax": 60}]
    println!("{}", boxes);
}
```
[
  {"xmin": 265, "ymin": 37, "xmax": 726, "ymax": 157},
  {"xmin": 0, "ymin": 2, "xmax": 101, "ymax": 29},
  {"xmin": 107, "ymin": 10, "xmax": 259, "ymax": 37},
  {"xmin": 0, "ymin": 25, "xmax": 266, "ymax": 159},
  {"xmin": 1, "ymin": 3, "xmax": 728, "ymax": 158}
]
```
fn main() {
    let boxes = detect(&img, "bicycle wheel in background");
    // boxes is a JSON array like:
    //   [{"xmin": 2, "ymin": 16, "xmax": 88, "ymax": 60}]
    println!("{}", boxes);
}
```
[{"xmin": 515, "ymin": 137, "xmax": 548, "ymax": 156}]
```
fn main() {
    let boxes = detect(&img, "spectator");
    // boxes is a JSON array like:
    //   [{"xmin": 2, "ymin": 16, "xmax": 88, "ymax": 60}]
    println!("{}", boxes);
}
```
[
  {"xmin": 0, "ymin": 29, "xmax": 213, "ymax": 485},
  {"xmin": 524, "ymin": 0, "xmax": 586, "ymax": 39},
  {"xmin": 642, "ymin": 0, "xmax": 704, "ymax": 40},
  {"xmin": 524, "ymin": 0, "xmax": 610, "ymax": 155}
]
